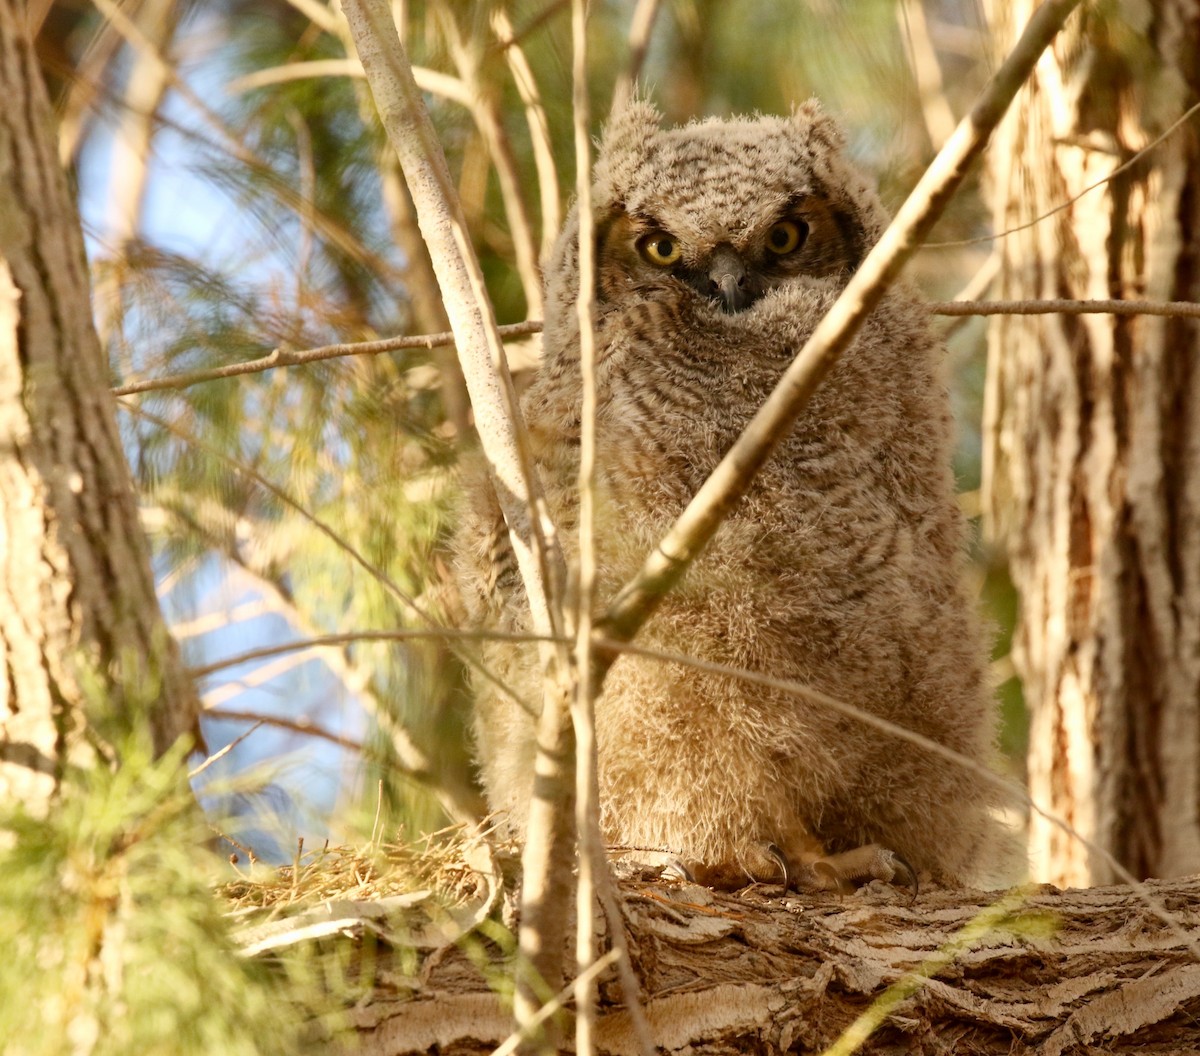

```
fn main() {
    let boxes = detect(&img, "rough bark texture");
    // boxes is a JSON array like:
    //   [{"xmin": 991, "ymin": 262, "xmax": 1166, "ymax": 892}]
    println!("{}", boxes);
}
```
[
  {"xmin": 336, "ymin": 873, "xmax": 1200, "ymax": 1055},
  {"xmin": 983, "ymin": 0, "xmax": 1200, "ymax": 884},
  {"xmin": 0, "ymin": 1, "xmax": 198, "ymax": 808}
]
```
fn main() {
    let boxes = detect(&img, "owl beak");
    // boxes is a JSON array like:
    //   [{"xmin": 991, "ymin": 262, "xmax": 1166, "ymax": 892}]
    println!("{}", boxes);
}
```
[{"xmin": 707, "ymin": 247, "xmax": 751, "ymax": 314}]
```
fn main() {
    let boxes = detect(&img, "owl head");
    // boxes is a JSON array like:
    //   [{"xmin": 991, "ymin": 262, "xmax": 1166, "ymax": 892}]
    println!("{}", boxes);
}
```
[{"xmin": 547, "ymin": 99, "xmax": 887, "ymax": 323}]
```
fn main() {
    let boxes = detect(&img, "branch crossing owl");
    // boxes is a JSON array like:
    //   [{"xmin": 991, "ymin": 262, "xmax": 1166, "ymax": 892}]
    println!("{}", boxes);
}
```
[{"xmin": 455, "ymin": 99, "xmax": 1017, "ymax": 891}]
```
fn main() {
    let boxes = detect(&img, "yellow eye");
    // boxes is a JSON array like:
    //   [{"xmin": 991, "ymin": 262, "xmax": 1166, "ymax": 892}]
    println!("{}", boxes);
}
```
[
  {"xmin": 766, "ymin": 219, "xmax": 806, "ymax": 255},
  {"xmin": 638, "ymin": 232, "xmax": 683, "ymax": 266}
]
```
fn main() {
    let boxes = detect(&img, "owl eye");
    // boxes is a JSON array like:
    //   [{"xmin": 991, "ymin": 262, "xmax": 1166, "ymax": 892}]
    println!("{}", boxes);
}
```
[
  {"xmin": 638, "ymin": 232, "xmax": 683, "ymax": 266},
  {"xmin": 766, "ymin": 219, "xmax": 808, "ymax": 255}
]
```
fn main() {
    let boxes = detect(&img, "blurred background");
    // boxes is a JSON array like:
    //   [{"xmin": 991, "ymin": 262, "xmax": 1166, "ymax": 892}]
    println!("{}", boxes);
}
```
[{"xmin": 30, "ymin": 0, "xmax": 1019, "ymax": 861}]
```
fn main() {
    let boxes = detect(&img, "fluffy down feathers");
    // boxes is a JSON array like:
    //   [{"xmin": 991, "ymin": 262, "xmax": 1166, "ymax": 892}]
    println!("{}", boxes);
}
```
[{"xmin": 454, "ymin": 99, "xmax": 1015, "ymax": 887}]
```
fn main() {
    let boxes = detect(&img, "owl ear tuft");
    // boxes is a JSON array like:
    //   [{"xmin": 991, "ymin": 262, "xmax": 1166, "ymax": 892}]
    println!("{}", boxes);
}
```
[
  {"xmin": 593, "ymin": 97, "xmax": 662, "ymax": 202},
  {"xmin": 790, "ymin": 98, "xmax": 846, "ymax": 155}
]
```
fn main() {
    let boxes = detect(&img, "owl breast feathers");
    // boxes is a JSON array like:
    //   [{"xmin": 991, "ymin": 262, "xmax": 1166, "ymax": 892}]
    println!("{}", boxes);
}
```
[{"xmin": 454, "ymin": 99, "xmax": 1017, "ymax": 890}]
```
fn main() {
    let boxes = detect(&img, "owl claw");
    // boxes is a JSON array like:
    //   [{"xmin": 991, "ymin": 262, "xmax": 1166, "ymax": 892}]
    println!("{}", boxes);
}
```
[
  {"xmin": 765, "ymin": 842, "xmax": 791, "ymax": 891},
  {"xmin": 804, "ymin": 844, "xmax": 919, "ymax": 903},
  {"xmin": 661, "ymin": 856, "xmax": 695, "ymax": 883}
]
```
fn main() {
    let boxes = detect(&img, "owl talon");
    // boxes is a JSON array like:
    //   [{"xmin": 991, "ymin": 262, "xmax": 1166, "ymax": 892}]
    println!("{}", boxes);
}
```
[
  {"xmin": 805, "ymin": 843, "xmax": 919, "ymax": 902},
  {"xmin": 661, "ymin": 856, "xmax": 695, "ymax": 883},
  {"xmin": 765, "ymin": 842, "xmax": 791, "ymax": 891}
]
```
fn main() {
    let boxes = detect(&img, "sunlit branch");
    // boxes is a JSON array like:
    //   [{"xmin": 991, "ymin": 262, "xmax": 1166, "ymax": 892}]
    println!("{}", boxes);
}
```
[
  {"xmin": 926, "ymin": 98, "xmax": 1200, "ymax": 248},
  {"xmin": 111, "ymin": 320, "xmax": 542, "ymax": 396},
  {"xmin": 611, "ymin": 0, "xmax": 664, "ymax": 114},
  {"xmin": 340, "ymin": 0, "xmax": 566, "ymax": 645},
  {"xmin": 490, "ymin": 7, "xmax": 562, "ymax": 261},
  {"xmin": 110, "ymin": 301, "xmax": 1200, "ymax": 397},
  {"xmin": 189, "ymin": 628, "xmax": 561, "ymax": 680},
  {"xmin": 436, "ymin": 5, "xmax": 544, "ymax": 316},
  {"xmin": 225, "ymin": 58, "xmax": 472, "ymax": 106}
]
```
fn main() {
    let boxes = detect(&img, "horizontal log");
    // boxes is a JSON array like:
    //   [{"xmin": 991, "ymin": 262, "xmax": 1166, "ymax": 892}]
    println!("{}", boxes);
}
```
[{"xmin": 320, "ymin": 872, "xmax": 1200, "ymax": 1054}]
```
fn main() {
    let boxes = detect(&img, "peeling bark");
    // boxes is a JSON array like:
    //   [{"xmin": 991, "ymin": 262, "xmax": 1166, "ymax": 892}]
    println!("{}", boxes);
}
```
[
  {"xmin": 0, "ymin": 1, "xmax": 198, "ymax": 809},
  {"xmin": 984, "ymin": 0, "xmax": 1200, "ymax": 884},
  {"xmin": 334, "ymin": 874, "xmax": 1200, "ymax": 1055}
]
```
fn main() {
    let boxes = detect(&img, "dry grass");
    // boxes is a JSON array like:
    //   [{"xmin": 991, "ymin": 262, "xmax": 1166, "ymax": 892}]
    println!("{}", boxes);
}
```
[{"xmin": 218, "ymin": 824, "xmax": 514, "ymax": 917}]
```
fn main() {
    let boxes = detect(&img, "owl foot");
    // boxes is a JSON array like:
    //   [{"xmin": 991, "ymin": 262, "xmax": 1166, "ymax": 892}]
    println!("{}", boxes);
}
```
[
  {"xmin": 801, "ymin": 843, "xmax": 919, "ymax": 902},
  {"xmin": 667, "ymin": 841, "xmax": 791, "ymax": 892}
]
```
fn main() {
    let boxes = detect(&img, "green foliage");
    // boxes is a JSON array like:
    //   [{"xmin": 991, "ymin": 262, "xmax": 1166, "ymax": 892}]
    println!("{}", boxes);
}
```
[{"xmin": 0, "ymin": 735, "xmax": 334, "ymax": 1056}]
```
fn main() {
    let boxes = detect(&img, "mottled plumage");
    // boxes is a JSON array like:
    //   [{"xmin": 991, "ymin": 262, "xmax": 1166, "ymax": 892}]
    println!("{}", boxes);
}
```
[{"xmin": 455, "ymin": 100, "xmax": 1014, "ymax": 889}]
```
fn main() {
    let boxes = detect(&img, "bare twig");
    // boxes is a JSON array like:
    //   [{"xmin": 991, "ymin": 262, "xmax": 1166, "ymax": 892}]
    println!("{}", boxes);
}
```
[
  {"xmin": 897, "ymin": 0, "xmax": 956, "ymax": 151},
  {"xmin": 188, "ymin": 720, "xmax": 265, "ymax": 778},
  {"xmin": 488, "ymin": 0, "xmax": 572, "ymax": 54},
  {"xmin": 611, "ymin": 0, "xmax": 664, "ymax": 114},
  {"xmin": 121, "ymin": 400, "xmax": 528, "ymax": 763},
  {"xmin": 339, "ymin": 0, "xmax": 565, "ymax": 641},
  {"xmin": 931, "ymin": 297, "xmax": 1200, "ymax": 318},
  {"xmin": 490, "ymin": 7, "xmax": 561, "ymax": 260},
  {"xmin": 189, "ymin": 628, "xmax": 558, "ymax": 680},
  {"xmin": 226, "ymin": 58, "xmax": 472, "ymax": 106},
  {"xmin": 120, "ymin": 402, "xmax": 431, "ymax": 623},
  {"xmin": 937, "ymin": 251, "xmax": 999, "ymax": 339},
  {"xmin": 339, "ymin": 7, "xmax": 578, "ymax": 1038},
  {"xmin": 926, "ymin": 97, "xmax": 1200, "ymax": 248},
  {"xmin": 490, "ymin": 950, "xmax": 621, "ymax": 1056},
  {"xmin": 110, "ymin": 320, "xmax": 542, "ymax": 396},
  {"xmin": 571, "ymin": 4, "xmax": 601, "ymax": 1052},
  {"xmin": 595, "ymin": 0, "xmax": 1085, "ymax": 650},
  {"xmin": 435, "ymin": 6, "xmax": 544, "ymax": 316},
  {"xmin": 202, "ymin": 708, "xmax": 365, "ymax": 754},
  {"xmin": 279, "ymin": 0, "xmax": 338, "ymax": 35},
  {"xmin": 112, "ymin": 300, "xmax": 1200, "ymax": 398}
]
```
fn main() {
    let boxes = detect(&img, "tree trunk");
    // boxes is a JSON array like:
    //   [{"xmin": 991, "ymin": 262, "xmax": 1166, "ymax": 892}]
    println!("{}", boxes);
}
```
[
  {"xmin": 0, "ymin": 0, "xmax": 198, "ymax": 811},
  {"xmin": 983, "ymin": 0, "xmax": 1200, "ymax": 885},
  {"xmin": 314, "ymin": 873, "xmax": 1200, "ymax": 1054}
]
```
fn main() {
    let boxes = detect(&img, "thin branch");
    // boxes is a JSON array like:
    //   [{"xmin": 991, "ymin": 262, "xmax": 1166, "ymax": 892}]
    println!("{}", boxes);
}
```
[
  {"xmin": 110, "ymin": 320, "xmax": 542, "ymax": 396},
  {"xmin": 278, "ymin": 0, "xmax": 339, "ymax": 35},
  {"xmin": 931, "ymin": 298, "xmax": 1200, "ymax": 318},
  {"xmin": 595, "ymin": 0, "xmax": 1086, "ymax": 649},
  {"xmin": 611, "ymin": 0, "xmax": 664, "ymax": 114},
  {"xmin": 201, "ymin": 649, "xmax": 316, "ymax": 710},
  {"xmin": 122, "ymin": 400, "xmax": 530, "ymax": 735},
  {"xmin": 490, "ymin": 7, "xmax": 561, "ymax": 261},
  {"xmin": 170, "ymin": 598, "xmax": 274, "ymax": 641},
  {"xmin": 436, "ymin": 5, "xmax": 544, "ymax": 316},
  {"xmin": 203, "ymin": 707, "xmax": 365, "ymax": 754},
  {"xmin": 926, "ymin": 97, "xmax": 1200, "ymax": 248},
  {"xmin": 189, "ymin": 628, "xmax": 559, "ymax": 680},
  {"xmin": 56, "ymin": 0, "xmax": 131, "ymax": 164},
  {"xmin": 121, "ymin": 402, "xmax": 431, "ymax": 624},
  {"xmin": 897, "ymin": 0, "xmax": 956, "ymax": 152},
  {"xmin": 111, "ymin": 300, "xmax": 1200, "ymax": 398},
  {"xmin": 189, "ymin": 720, "xmax": 266, "ymax": 779},
  {"xmin": 225, "ymin": 58, "xmax": 472, "ymax": 107},
  {"xmin": 571, "ymin": 2, "xmax": 601, "ymax": 1051},
  {"xmin": 490, "ymin": 950, "xmax": 621, "ymax": 1056},
  {"xmin": 936, "ymin": 251, "xmax": 999, "ymax": 339},
  {"xmin": 339, "ymin": 0, "xmax": 565, "ymax": 643},
  {"xmin": 488, "ymin": 0, "xmax": 572, "ymax": 54}
]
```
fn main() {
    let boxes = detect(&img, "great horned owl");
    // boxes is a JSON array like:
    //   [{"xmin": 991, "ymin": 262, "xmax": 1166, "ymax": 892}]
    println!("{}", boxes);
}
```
[{"xmin": 455, "ymin": 99, "xmax": 1014, "ymax": 890}]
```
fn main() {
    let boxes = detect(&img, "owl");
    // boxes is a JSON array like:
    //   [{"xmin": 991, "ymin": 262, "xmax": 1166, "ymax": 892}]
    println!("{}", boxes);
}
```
[{"xmin": 455, "ymin": 99, "xmax": 1015, "ymax": 891}]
